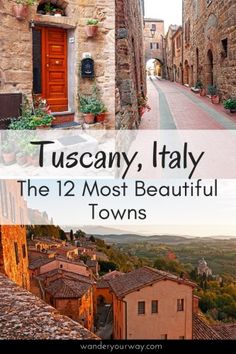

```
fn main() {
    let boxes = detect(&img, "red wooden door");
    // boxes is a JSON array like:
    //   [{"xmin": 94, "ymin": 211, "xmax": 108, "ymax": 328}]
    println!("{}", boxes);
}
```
[{"xmin": 42, "ymin": 27, "xmax": 68, "ymax": 112}]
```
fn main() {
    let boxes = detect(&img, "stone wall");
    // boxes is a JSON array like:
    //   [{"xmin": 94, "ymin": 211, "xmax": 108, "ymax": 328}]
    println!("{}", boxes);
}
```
[
  {"xmin": 0, "ymin": 180, "xmax": 29, "ymax": 290},
  {"xmin": 116, "ymin": 0, "xmax": 146, "ymax": 129},
  {"xmin": 183, "ymin": 0, "xmax": 236, "ymax": 98},
  {"xmin": 0, "ymin": 0, "xmax": 115, "ymax": 128},
  {"xmin": 165, "ymin": 25, "xmax": 179, "ymax": 81},
  {"xmin": 144, "ymin": 19, "xmax": 165, "ymax": 63}
]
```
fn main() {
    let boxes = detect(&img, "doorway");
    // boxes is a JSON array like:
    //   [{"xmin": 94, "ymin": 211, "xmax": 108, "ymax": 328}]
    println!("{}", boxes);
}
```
[
  {"xmin": 206, "ymin": 49, "xmax": 214, "ymax": 86},
  {"xmin": 33, "ymin": 27, "xmax": 68, "ymax": 112}
]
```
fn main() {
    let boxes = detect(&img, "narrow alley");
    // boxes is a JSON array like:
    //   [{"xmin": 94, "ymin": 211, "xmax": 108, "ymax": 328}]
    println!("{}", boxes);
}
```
[{"xmin": 140, "ymin": 77, "xmax": 236, "ymax": 130}]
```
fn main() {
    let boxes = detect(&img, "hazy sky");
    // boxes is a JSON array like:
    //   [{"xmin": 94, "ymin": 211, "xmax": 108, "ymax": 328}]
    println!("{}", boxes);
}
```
[{"xmin": 144, "ymin": 0, "xmax": 182, "ymax": 33}]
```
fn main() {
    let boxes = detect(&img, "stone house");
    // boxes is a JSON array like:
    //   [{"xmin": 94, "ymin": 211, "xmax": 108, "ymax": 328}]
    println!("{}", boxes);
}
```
[
  {"xmin": 42, "ymin": 269, "xmax": 95, "ymax": 331},
  {"xmin": 0, "ymin": 273, "xmax": 98, "ymax": 339},
  {"xmin": 115, "ymin": 0, "xmax": 146, "ymax": 129},
  {"xmin": 0, "ymin": 180, "xmax": 30, "ymax": 290},
  {"xmin": 144, "ymin": 18, "xmax": 165, "ymax": 77},
  {"xmin": 183, "ymin": 0, "xmax": 236, "ymax": 98},
  {"xmin": 109, "ymin": 266, "xmax": 223, "ymax": 340},
  {"xmin": 172, "ymin": 26, "xmax": 183, "ymax": 84},
  {"xmin": 165, "ymin": 25, "xmax": 179, "ymax": 81},
  {"xmin": 109, "ymin": 266, "xmax": 196, "ymax": 340},
  {"xmin": 0, "ymin": 0, "xmax": 115, "ymax": 128}
]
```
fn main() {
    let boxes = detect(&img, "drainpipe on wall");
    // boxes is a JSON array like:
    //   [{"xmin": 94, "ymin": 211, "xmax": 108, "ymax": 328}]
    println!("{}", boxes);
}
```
[{"xmin": 121, "ymin": 299, "xmax": 128, "ymax": 339}]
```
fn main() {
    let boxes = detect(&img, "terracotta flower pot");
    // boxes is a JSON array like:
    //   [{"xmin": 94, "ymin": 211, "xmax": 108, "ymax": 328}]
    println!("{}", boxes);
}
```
[
  {"xmin": 96, "ymin": 113, "xmax": 106, "ymax": 123},
  {"xmin": 36, "ymin": 124, "xmax": 51, "ymax": 130},
  {"xmin": 85, "ymin": 25, "xmax": 98, "ymax": 38},
  {"xmin": 16, "ymin": 154, "xmax": 27, "ymax": 166},
  {"xmin": 200, "ymin": 88, "xmax": 206, "ymax": 97},
  {"xmin": 84, "ymin": 113, "xmax": 95, "ymax": 124},
  {"xmin": 2, "ymin": 152, "xmax": 16, "ymax": 165},
  {"xmin": 12, "ymin": 4, "xmax": 28, "ymax": 20},
  {"xmin": 211, "ymin": 95, "xmax": 220, "ymax": 104}
]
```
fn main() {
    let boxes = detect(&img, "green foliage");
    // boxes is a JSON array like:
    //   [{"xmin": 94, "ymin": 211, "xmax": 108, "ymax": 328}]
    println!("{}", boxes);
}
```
[
  {"xmin": 79, "ymin": 96, "xmax": 106, "ymax": 115},
  {"xmin": 99, "ymin": 260, "xmax": 118, "ymax": 275},
  {"xmin": 224, "ymin": 99, "xmax": 236, "ymax": 110},
  {"xmin": 27, "ymin": 225, "xmax": 65, "ymax": 240},
  {"xmin": 195, "ymin": 80, "xmax": 203, "ymax": 89},
  {"xmin": 75, "ymin": 229, "xmax": 86, "ymax": 239},
  {"xmin": 89, "ymin": 235, "xmax": 96, "ymax": 243},
  {"xmin": 153, "ymin": 257, "xmax": 188, "ymax": 276},
  {"xmin": 207, "ymin": 84, "xmax": 218, "ymax": 96},
  {"xmin": 15, "ymin": 0, "xmax": 37, "ymax": 5},
  {"xmin": 87, "ymin": 19, "xmax": 99, "ymax": 26}
]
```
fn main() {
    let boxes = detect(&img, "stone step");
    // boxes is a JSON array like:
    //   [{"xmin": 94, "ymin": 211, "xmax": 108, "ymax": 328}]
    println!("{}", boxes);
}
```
[
  {"xmin": 52, "ymin": 112, "xmax": 75, "ymax": 126},
  {"xmin": 52, "ymin": 121, "xmax": 82, "ymax": 130}
]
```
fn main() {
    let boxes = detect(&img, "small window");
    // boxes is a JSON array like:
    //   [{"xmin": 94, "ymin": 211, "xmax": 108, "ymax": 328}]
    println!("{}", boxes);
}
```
[
  {"xmin": 22, "ymin": 244, "xmax": 26, "ymax": 259},
  {"xmin": 177, "ymin": 299, "xmax": 184, "ymax": 312},
  {"xmin": 138, "ymin": 301, "xmax": 145, "ymax": 315},
  {"xmin": 161, "ymin": 334, "xmax": 168, "ymax": 340},
  {"xmin": 152, "ymin": 24, "xmax": 156, "ymax": 31},
  {"xmin": 222, "ymin": 38, "xmax": 228, "ymax": 58},
  {"xmin": 14, "ymin": 242, "xmax": 19, "ymax": 265},
  {"xmin": 152, "ymin": 300, "xmax": 158, "ymax": 314}
]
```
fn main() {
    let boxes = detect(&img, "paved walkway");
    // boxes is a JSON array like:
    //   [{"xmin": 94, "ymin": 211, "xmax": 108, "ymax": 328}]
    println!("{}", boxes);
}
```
[{"xmin": 140, "ymin": 77, "xmax": 236, "ymax": 130}]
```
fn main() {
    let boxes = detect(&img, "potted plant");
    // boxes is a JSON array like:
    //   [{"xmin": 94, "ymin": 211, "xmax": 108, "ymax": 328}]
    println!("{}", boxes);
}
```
[
  {"xmin": 33, "ymin": 97, "xmax": 54, "ymax": 128},
  {"xmin": 52, "ymin": 8, "xmax": 64, "ymax": 17},
  {"xmin": 16, "ymin": 152, "xmax": 27, "ymax": 166},
  {"xmin": 13, "ymin": 0, "xmax": 37, "ymax": 20},
  {"xmin": 85, "ymin": 19, "xmax": 99, "ymax": 38},
  {"xmin": 44, "ymin": 2, "xmax": 54, "ymax": 15},
  {"xmin": 200, "ymin": 86, "xmax": 206, "ymax": 97},
  {"xmin": 208, "ymin": 85, "xmax": 220, "ymax": 104},
  {"xmin": 96, "ymin": 102, "xmax": 107, "ymax": 123},
  {"xmin": 224, "ymin": 99, "xmax": 236, "ymax": 114},
  {"xmin": 1, "ymin": 140, "xmax": 16, "ymax": 165},
  {"xmin": 192, "ymin": 80, "xmax": 203, "ymax": 94}
]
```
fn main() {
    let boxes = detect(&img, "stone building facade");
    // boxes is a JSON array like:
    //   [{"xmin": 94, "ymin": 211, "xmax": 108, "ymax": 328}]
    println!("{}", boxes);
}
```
[
  {"xmin": 183, "ymin": 0, "xmax": 236, "ymax": 98},
  {"xmin": 115, "ymin": 0, "xmax": 146, "ymax": 129},
  {"xmin": 0, "ymin": 180, "xmax": 30, "ymax": 290},
  {"xmin": 0, "ymin": 0, "xmax": 115, "ymax": 128},
  {"xmin": 165, "ymin": 25, "xmax": 179, "ymax": 81},
  {"xmin": 144, "ymin": 18, "xmax": 165, "ymax": 77},
  {"xmin": 172, "ymin": 26, "xmax": 183, "ymax": 84}
]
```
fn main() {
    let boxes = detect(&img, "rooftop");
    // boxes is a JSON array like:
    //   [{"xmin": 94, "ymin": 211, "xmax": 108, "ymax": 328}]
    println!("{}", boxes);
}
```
[
  {"xmin": 0, "ymin": 274, "xmax": 97, "ymax": 340},
  {"xmin": 37, "ymin": 268, "xmax": 94, "ymax": 285},
  {"xmin": 45, "ymin": 278, "xmax": 91, "ymax": 299},
  {"xmin": 97, "ymin": 271, "xmax": 124, "ymax": 289},
  {"xmin": 193, "ymin": 314, "xmax": 222, "ymax": 340},
  {"xmin": 211, "ymin": 323, "xmax": 236, "ymax": 340},
  {"xmin": 29, "ymin": 257, "xmax": 54, "ymax": 270},
  {"xmin": 108, "ymin": 267, "xmax": 196, "ymax": 298}
]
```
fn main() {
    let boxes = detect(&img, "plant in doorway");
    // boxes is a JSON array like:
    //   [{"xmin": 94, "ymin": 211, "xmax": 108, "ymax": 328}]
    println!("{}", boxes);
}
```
[
  {"xmin": 85, "ymin": 19, "xmax": 99, "ymax": 38},
  {"xmin": 13, "ymin": 0, "xmax": 37, "ymax": 20},
  {"xmin": 207, "ymin": 85, "xmax": 220, "ymax": 104}
]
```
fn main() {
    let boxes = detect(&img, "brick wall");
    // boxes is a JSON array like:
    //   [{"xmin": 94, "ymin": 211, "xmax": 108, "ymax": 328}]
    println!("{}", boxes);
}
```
[
  {"xmin": 116, "ymin": 0, "xmax": 146, "ymax": 129},
  {"xmin": 183, "ymin": 0, "xmax": 236, "ymax": 98}
]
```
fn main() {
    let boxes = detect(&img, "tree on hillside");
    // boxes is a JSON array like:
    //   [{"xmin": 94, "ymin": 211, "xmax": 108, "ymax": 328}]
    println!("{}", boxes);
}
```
[{"xmin": 89, "ymin": 235, "xmax": 96, "ymax": 243}]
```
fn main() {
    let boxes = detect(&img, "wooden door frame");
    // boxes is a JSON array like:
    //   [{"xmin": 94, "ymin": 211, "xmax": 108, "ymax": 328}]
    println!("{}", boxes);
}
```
[{"xmin": 33, "ymin": 26, "xmax": 68, "ymax": 111}]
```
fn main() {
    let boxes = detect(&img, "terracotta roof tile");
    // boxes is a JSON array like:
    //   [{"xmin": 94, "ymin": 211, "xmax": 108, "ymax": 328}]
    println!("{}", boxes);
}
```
[
  {"xmin": 193, "ymin": 314, "xmax": 222, "ymax": 340},
  {"xmin": 29, "ymin": 257, "xmax": 54, "ymax": 270},
  {"xmin": 0, "ymin": 274, "xmax": 97, "ymax": 340},
  {"xmin": 45, "ymin": 278, "xmax": 91, "ymax": 299},
  {"xmin": 108, "ymin": 267, "xmax": 195, "ymax": 298},
  {"xmin": 211, "ymin": 323, "xmax": 236, "ymax": 340}
]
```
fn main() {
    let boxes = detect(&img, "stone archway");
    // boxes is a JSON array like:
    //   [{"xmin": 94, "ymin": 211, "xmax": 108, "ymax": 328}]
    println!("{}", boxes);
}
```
[
  {"xmin": 146, "ymin": 58, "xmax": 163, "ymax": 78},
  {"xmin": 206, "ymin": 49, "xmax": 214, "ymax": 86}
]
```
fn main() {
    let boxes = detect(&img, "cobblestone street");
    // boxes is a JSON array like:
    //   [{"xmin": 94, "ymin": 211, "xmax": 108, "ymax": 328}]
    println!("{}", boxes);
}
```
[{"xmin": 140, "ymin": 77, "xmax": 236, "ymax": 130}]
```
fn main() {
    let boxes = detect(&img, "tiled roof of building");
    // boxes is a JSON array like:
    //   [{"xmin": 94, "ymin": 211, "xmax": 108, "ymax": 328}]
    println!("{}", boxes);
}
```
[
  {"xmin": 97, "ymin": 271, "xmax": 125, "ymax": 289},
  {"xmin": 37, "ymin": 269, "xmax": 94, "ymax": 285},
  {"xmin": 108, "ymin": 267, "xmax": 196, "ymax": 298},
  {"xmin": 193, "ymin": 314, "xmax": 222, "ymax": 340},
  {"xmin": 211, "ymin": 323, "xmax": 236, "ymax": 340},
  {"xmin": 0, "ymin": 274, "xmax": 97, "ymax": 340},
  {"xmin": 29, "ymin": 257, "xmax": 54, "ymax": 270},
  {"xmin": 45, "ymin": 278, "xmax": 91, "ymax": 299}
]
